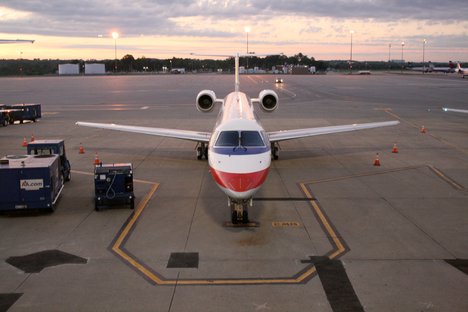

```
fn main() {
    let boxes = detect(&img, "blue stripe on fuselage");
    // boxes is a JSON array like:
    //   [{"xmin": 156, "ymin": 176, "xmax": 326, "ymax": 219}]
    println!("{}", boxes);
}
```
[{"xmin": 212, "ymin": 146, "xmax": 270, "ymax": 156}]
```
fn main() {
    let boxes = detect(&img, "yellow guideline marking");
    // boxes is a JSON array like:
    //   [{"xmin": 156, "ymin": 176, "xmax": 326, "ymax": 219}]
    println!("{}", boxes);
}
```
[
  {"xmin": 299, "ymin": 183, "xmax": 346, "ymax": 260},
  {"xmin": 111, "ymin": 180, "xmax": 339, "ymax": 285},
  {"xmin": 72, "ymin": 169, "xmax": 344, "ymax": 285},
  {"xmin": 112, "ymin": 181, "xmax": 317, "ymax": 285},
  {"xmin": 428, "ymin": 165, "xmax": 465, "ymax": 191}
]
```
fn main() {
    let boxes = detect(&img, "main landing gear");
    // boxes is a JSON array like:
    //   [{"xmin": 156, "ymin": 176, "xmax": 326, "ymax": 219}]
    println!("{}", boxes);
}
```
[
  {"xmin": 271, "ymin": 142, "xmax": 279, "ymax": 160},
  {"xmin": 227, "ymin": 198, "xmax": 258, "ymax": 227},
  {"xmin": 196, "ymin": 142, "xmax": 208, "ymax": 160}
]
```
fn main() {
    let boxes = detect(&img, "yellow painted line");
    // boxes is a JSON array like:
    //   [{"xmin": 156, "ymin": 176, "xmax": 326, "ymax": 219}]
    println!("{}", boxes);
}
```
[
  {"xmin": 300, "ymin": 183, "xmax": 346, "ymax": 259},
  {"xmin": 90, "ymin": 167, "xmax": 342, "ymax": 285},
  {"xmin": 110, "ymin": 179, "xmax": 328, "ymax": 285},
  {"xmin": 428, "ymin": 165, "xmax": 465, "ymax": 191},
  {"xmin": 112, "ymin": 181, "xmax": 319, "ymax": 285}
]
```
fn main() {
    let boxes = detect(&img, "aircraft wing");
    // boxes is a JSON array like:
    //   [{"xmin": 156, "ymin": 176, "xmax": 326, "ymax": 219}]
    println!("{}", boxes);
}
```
[
  {"xmin": 442, "ymin": 108, "xmax": 468, "ymax": 114},
  {"xmin": 0, "ymin": 39, "xmax": 34, "ymax": 44},
  {"xmin": 268, "ymin": 120, "xmax": 399, "ymax": 143},
  {"xmin": 76, "ymin": 121, "xmax": 211, "ymax": 142}
]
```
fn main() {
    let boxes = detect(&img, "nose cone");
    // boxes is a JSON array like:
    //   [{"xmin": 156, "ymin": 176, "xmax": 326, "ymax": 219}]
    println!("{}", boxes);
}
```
[{"xmin": 211, "ymin": 168, "xmax": 269, "ymax": 193}]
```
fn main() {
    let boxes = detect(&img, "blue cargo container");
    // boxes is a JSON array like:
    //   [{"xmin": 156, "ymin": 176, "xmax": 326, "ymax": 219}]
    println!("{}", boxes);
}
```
[
  {"xmin": 94, "ymin": 163, "xmax": 134, "ymax": 211},
  {"xmin": 27, "ymin": 139, "xmax": 71, "ymax": 182},
  {"xmin": 0, "ymin": 154, "xmax": 63, "ymax": 212},
  {"xmin": 3, "ymin": 103, "xmax": 41, "ymax": 123}
]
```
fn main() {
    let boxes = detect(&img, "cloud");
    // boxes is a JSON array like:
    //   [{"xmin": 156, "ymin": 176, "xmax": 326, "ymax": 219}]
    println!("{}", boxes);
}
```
[
  {"xmin": 253, "ymin": 0, "xmax": 468, "ymax": 21},
  {"xmin": 1, "ymin": 0, "xmax": 467, "ymax": 38}
]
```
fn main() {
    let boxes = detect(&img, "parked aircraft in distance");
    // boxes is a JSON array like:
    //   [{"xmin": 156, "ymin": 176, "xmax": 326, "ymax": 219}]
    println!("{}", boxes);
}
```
[
  {"xmin": 0, "ymin": 39, "xmax": 34, "ymax": 44},
  {"xmin": 410, "ymin": 61, "xmax": 457, "ymax": 73},
  {"xmin": 455, "ymin": 63, "xmax": 468, "ymax": 78},
  {"xmin": 77, "ymin": 53, "xmax": 399, "ymax": 225}
]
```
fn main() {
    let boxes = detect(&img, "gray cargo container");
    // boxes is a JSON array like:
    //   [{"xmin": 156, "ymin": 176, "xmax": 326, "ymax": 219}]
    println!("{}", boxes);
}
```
[{"xmin": 0, "ymin": 154, "xmax": 63, "ymax": 212}]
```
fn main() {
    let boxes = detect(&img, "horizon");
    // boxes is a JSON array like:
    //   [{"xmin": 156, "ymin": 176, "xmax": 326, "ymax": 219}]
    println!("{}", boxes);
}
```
[{"xmin": 1, "ymin": 1, "xmax": 467, "ymax": 63}]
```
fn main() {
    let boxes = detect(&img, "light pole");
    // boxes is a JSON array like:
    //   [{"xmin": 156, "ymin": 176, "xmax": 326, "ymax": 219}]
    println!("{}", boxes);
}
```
[
  {"xmin": 112, "ymin": 32, "xmax": 119, "ymax": 72},
  {"xmin": 244, "ymin": 26, "xmax": 250, "ymax": 70},
  {"xmin": 422, "ymin": 39, "xmax": 427, "ymax": 73},
  {"xmin": 401, "ymin": 41, "xmax": 405, "ymax": 73},
  {"xmin": 349, "ymin": 30, "xmax": 354, "ymax": 74},
  {"xmin": 388, "ymin": 43, "xmax": 392, "ymax": 70},
  {"xmin": 388, "ymin": 44, "xmax": 391, "ymax": 62}
]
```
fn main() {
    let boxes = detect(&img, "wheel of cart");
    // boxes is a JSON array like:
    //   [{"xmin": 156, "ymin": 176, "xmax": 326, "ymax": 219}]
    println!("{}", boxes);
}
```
[{"xmin": 94, "ymin": 199, "xmax": 101, "ymax": 211}]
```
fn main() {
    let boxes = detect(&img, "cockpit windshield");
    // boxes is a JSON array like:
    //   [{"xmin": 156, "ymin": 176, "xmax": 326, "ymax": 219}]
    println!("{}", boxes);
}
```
[
  {"xmin": 241, "ymin": 131, "xmax": 264, "ymax": 146},
  {"xmin": 215, "ymin": 131, "xmax": 265, "ymax": 147},
  {"xmin": 215, "ymin": 131, "xmax": 239, "ymax": 146}
]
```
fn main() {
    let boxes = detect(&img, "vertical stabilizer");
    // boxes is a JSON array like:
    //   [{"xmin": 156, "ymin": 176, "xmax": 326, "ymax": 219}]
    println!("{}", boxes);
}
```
[{"xmin": 235, "ymin": 54, "xmax": 240, "ymax": 92}]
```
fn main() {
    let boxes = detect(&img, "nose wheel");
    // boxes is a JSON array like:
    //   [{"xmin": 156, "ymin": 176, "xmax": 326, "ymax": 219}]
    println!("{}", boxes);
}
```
[{"xmin": 226, "ymin": 198, "xmax": 259, "ymax": 227}]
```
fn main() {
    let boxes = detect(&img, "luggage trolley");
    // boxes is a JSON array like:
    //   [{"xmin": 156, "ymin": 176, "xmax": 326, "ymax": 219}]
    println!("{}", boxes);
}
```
[{"xmin": 94, "ymin": 163, "xmax": 134, "ymax": 211}]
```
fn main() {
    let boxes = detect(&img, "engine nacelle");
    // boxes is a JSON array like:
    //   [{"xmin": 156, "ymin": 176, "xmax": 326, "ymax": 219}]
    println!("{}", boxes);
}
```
[
  {"xmin": 196, "ymin": 90, "xmax": 217, "ymax": 112},
  {"xmin": 258, "ymin": 90, "xmax": 279, "ymax": 112}
]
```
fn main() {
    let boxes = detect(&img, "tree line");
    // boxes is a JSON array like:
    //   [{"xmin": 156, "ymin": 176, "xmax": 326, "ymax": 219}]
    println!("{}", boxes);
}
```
[{"xmin": 0, "ymin": 53, "xmax": 460, "ymax": 76}]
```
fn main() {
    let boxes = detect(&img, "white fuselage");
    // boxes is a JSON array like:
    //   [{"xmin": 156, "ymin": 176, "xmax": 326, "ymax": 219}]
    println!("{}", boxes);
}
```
[{"xmin": 208, "ymin": 91, "xmax": 271, "ymax": 200}]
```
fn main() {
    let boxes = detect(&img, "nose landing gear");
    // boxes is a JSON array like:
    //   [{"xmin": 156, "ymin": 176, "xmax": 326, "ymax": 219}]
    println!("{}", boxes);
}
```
[{"xmin": 226, "ymin": 198, "xmax": 259, "ymax": 227}]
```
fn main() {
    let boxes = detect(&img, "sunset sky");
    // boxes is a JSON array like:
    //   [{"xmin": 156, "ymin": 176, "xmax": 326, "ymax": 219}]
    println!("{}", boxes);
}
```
[{"xmin": 1, "ymin": 0, "xmax": 467, "ymax": 62}]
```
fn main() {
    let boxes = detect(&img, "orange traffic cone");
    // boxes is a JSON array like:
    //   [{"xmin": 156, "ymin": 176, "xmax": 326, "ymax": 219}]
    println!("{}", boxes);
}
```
[
  {"xmin": 94, "ymin": 153, "xmax": 100, "ymax": 166},
  {"xmin": 79, "ymin": 143, "xmax": 85, "ymax": 154},
  {"xmin": 373, "ymin": 153, "xmax": 381, "ymax": 166},
  {"xmin": 30, "ymin": 134, "xmax": 35, "ymax": 142},
  {"xmin": 420, "ymin": 125, "xmax": 427, "ymax": 133},
  {"xmin": 392, "ymin": 143, "xmax": 399, "ymax": 153},
  {"xmin": 22, "ymin": 137, "xmax": 28, "ymax": 147}
]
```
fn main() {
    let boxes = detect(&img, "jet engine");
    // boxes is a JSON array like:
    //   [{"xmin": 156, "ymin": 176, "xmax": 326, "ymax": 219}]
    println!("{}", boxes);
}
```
[
  {"xmin": 196, "ymin": 90, "xmax": 217, "ymax": 112},
  {"xmin": 258, "ymin": 90, "xmax": 279, "ymax": 112}
]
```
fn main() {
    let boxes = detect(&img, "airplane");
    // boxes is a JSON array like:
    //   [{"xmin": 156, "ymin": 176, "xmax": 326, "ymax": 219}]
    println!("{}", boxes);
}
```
[
  {"xmin": 455, "ymin": 63, "xmax": 468, "ymax": 78},
  {"xmin": 410, "ymin": 61, "xmax": 457, "ymax": 73},
  {"xmin": 0, "ymin": 39, "xmax": 35, "ymax": 44},
  {"xmin": 442, "ymin": 108, "xmax": 468, "ymax": 114},
  {"xmin": 76, "ymin": 53, "xmax": 399, "ymax": 225}
]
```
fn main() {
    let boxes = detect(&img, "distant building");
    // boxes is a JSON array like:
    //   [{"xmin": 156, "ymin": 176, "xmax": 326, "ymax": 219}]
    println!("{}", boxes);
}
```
[
  {"xmin": 58, "ymin": 64, "xmax": 79, "ymax": 75},
  {"xmin": 85, "ymin": 63, "xmax": 105, "ymax": 75},
  {"xmin": 272, "ymin": 65, "xmax": 288, "ymax": 74},
  {"xmin": 291, "ymin": 66, "xmax": 310, "ymax": 75}
]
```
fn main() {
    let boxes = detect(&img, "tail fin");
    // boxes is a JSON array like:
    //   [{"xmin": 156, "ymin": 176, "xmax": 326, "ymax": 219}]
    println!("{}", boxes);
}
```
[{"xmin": 190, "ymin": 52, "xmax": 282, "ymax": 93}]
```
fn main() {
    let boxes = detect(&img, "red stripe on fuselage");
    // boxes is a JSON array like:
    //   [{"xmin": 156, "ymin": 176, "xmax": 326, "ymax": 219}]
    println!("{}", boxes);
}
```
[{"xmin": 210, "ymin": 167, "xmax": 269, "ymax": 193}]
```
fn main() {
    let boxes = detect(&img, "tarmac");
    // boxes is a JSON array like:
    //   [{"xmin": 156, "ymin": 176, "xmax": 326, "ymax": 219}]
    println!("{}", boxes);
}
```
[{"xmin": 0, "ymin": 72, "xmax": 467, "ymax": 311}]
